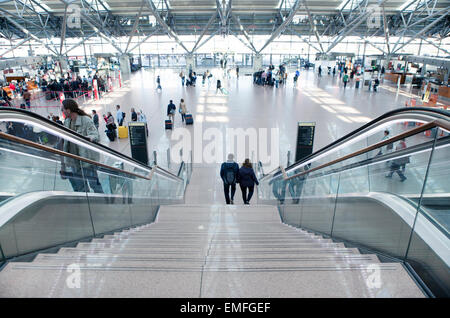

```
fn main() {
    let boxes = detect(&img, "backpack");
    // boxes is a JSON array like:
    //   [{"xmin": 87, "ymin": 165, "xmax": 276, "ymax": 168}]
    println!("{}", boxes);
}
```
[{"xmin": 224, "ymin": 164, "xmax": 236, "ymax": 185}]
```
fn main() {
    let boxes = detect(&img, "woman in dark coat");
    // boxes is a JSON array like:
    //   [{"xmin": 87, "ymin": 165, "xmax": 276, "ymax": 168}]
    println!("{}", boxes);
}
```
[{"xmin": 237, "ymin": 159, "xmax": 259, "ymax": 205}]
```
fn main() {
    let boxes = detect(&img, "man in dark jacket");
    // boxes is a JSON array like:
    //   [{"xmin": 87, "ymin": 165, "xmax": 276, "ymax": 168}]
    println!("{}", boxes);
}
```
[
  {"xmin": 220, "ymin": 154, "xmax": 239, "ymax": 204},
  {"xmin": 238, "ymin": 159, "xmax": 259, "ymax": 205},
  {"xmin": 167, "ymin": 100, "xmax": 176, "ymax": 123}
]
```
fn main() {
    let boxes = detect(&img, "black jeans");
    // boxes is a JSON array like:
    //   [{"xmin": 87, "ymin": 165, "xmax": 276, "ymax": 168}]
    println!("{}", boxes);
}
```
[
  {"xmin": 223, "ymin": 183, "xmax": 236, "ymax": 204},
  {"xmin": 240, "ymin": 185, "xmax": 255, "ymax": 204}
]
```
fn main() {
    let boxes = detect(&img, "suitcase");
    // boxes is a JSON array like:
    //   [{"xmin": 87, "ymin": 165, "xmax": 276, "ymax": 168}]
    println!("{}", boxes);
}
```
[
  {"xmin": 118, "ymin": 126, "xmax": 128, "ymax": 138},
  {"xmin": 185, "ymin": 114, "xmax": 193, "ymax": 125},
  {"xmin": 106, "ymin": 129, "xmax": 115, "ymax": 141},
  {"xmin": 165, "ymin": 120, "xmax": 173, "ymax": 129}
]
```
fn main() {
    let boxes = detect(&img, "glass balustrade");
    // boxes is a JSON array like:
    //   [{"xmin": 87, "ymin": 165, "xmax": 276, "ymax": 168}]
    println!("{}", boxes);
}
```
[
  {"xmin": 0, "ymin": 108, "xmax": 186, "ymax": 260},
  {"xmin": 259, "ymin": 109, "xmax": 450, "ymax": 297}
]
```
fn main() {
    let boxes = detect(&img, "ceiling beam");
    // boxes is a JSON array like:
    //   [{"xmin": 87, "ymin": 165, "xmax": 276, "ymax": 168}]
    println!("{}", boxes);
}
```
[
  {"xmin": 144, "ymin": 0, "xmax": 190, "ymax": 53},
  {"xmin": 258, "ymin": 0, "xmax": 303, "ymax": 53}
]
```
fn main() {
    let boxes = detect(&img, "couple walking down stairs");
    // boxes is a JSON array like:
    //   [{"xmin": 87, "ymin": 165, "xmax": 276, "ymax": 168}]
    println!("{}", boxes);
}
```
[{"xmin": 0, "ymin": 204, "xmax": 424, "ymax": 297}]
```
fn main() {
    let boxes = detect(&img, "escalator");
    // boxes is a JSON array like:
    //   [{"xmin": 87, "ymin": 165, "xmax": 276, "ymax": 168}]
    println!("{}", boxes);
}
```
[
  {"xmin": 0, "ymin": 107, "xmax": 448, "ymax": 297},
  {"xmin": 0, "ymin": 107, "xmax": 190, "ymax": 263},
  {"xmin": 258, "ymin": 107, "xmax": 450, "ymax": 297}
]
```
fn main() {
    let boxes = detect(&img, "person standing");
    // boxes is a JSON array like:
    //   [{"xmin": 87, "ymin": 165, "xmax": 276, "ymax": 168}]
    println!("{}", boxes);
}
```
[
  {"xmin": 179, "ymin": 99, "xmax": 187, "ymax": 123},
  {"xmin": 92, "ymin": 109, "xmax": 99, "ymax": 130},
  {"xmin": 236, "ymin": 66, "xmax": 239, "ymax": 78},
  {"xmin": 318, "ymin": 65, "xmax": 322, "ymax": 77},
  {"xmin": 220, "ymin": 154, "xmax": 239, "ymax": 205},
  {"xmin": 167, "ymin": 100, "xmax": 176, "ymax": 123},
  {"xmin": 238, "ymin": 159, "xmax": 259, "ymax": 205},
  {"xmin": 137, "ymin": 110, "xmax": 148, "ymax": 136},
  {"xmin": 179, "ymin": 71, "xmax": 185, "ymax": 86},
  {"xmin": 116, "ymin": 105, "xmax": 125, "ymax": 126},
  {"xmin": 60, "ymin": 99, "xmax": 103, "ymax": 193},
  {"xmin": 22, "ymin": 89, "xmax": 31, "ymax": 109},
  {"xmin": 131, "ymin": 108, "xmax": 138, "ymax": 122},
  {"xmin": 106, "ymin": 111, "xmax": 116, "ymax": 141}
]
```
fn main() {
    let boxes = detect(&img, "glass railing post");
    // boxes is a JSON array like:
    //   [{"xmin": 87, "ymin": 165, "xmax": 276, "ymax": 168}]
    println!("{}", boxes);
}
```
[
  {"xmin": 80, "ymin": 164, "xmax": 97, "ymax": 238},
  {"xmin": 0, "ymin": 243, "xmax": 5, "ymax": 264},
  {"xmin": 403, "ymin": 130, "xmax": 439, "ymax": 261},
  {"xmin": 329, "ymin": 172, "xmax": 341, "ymax": 239}
]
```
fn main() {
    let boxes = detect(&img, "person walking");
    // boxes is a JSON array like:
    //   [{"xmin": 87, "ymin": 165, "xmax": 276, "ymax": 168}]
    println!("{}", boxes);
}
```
[
  {"xmin": 238, "ymin": 159, "xmax": 259, "ymax": 205},
  {"xmin": 60, "ymin": 99, "xmax": 103, "ymax": 193},
  {"xmin": 318, "ymin": 65, "xmax": 322, "ymax": 77},
  {"xmin": 220, "ymin": 154, "xmax": 239, "ymax": 205},
  {"xmin": 156, "ymin": 75, "xmax": 162, "ymax": 90},
  {"xmin": 386, "ymin": 139, "xmax": 408, "ymax": 182},
  {"xmin": 216, "ymin": 79, "xmax": 222, "ymax": 93},
  {"xmin": 167, "ymin": 100, "xmax": 176, "ymax": 123},
  {"xmin": 179, "ymin": 99, "xmax": 187, "ymax": 123},
  {"xmin": 92, "ymin": 109, "xmax": 99, "ymax": 130},
  {"xmin": 343, "ymin": 73, "xmax": 349, "ymax": 89}
]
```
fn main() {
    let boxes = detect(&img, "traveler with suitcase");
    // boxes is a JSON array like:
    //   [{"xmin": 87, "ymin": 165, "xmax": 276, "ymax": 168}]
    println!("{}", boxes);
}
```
[
  {"xmin": 105, "ymin": 112, "xmax": 116, "ymax": 141},
  {"xmin": 116, "ymin": 105, "xmax": 125, "ymax": 126},
  {"xmin": 167, "ymin": 100, "xmax": 176, "ymax": 124}
]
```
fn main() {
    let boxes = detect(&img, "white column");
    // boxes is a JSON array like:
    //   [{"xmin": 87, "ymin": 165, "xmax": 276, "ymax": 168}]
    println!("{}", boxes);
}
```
[{"xmin": 119, "ymin": 55, "xmax": 131, "ymax": 81}]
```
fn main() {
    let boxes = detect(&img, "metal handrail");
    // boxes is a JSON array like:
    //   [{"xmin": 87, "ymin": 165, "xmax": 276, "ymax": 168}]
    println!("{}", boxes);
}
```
[
  {"xmin": 0, "ymin": 107, "xmax": 153, "ymax": 172},
  {"xmin": 282, "ymin": 107, "xmax": 450, "ymax": 176},
  {"xmin": 278, "ymin": 119, "xmax": 449, "ymax": 182},
  {"xmin": 0, "ymin": 131, "xmax": 183, "ymax": 182}
]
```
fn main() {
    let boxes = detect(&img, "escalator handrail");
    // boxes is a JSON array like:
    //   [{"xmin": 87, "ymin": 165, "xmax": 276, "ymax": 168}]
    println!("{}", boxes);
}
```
[
  {"xmin": 283, "ymin": 119, "xmax": 449, "ymax": 181},
  {"xmin": 0, "ymin": 109, "xmax": 183, "ymax": 182},
  {"xmin": 0, "ymin": 107, "xmax": 174, "ymax": 177},
  {"xmin": 0, "ymin": 131, "xmax": 168, "ymax": 181},
  {"xmin": 263, "ymin": 107, "xmax": 449, "ymax": 181}
]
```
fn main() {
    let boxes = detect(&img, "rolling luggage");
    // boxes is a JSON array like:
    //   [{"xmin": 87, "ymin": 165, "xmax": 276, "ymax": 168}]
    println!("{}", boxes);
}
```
[
  {"xmin": 165, "ymin": 120, "xmax": 173, "ymax": 130},
  {"xmin": 118, "ymin": 126, "xmax": 128, "ymax": 139},
  {"xmin": 106, "ymin": 129, "xmax": 115, "ymax": 141},
  {"xmin": 185, "ymin": 114, "xmax": 193, "ymax": 125}
]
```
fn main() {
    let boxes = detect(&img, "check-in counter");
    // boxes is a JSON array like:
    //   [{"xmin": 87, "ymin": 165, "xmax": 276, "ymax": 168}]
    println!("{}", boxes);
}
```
[
  {"xmin": 384, "ymin": 72, "xmax": 411, "ymax": 84},
  {"xmin": 438, "ymin": 85, "xmax": 450, "ymax": 99}
]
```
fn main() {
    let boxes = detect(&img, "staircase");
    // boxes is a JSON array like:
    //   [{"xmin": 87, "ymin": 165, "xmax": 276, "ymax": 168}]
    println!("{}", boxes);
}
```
[{"xmin": 0, "ymin": 205, "xmax": 425, "ymax": 297}]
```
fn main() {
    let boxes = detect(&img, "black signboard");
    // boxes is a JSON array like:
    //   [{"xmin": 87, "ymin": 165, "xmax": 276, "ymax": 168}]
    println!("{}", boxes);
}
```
[
  {"xmin": 129, "ymin": 122, "xmax": 148, "ymax": 165},
  {"xmin": 295, "ymin": 122, "xmax": 316, "ymax": 162}
]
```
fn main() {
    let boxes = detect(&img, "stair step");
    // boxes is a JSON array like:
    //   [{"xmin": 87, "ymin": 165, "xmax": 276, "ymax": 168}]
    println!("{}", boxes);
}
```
[
  {"xmin": 57, "ymin": 247, "xmax": 361, "ymax": 256},
  {"xmin": 33, "ymin": 254, "xmax": 379, "ymax": 264},
  {"xmin": 0, "ymin": 262, "xmax": 423, "ymax": 298}
]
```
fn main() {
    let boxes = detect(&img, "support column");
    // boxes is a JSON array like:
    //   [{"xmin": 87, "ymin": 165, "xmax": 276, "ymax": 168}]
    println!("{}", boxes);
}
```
[
  {"xmin": 58, "ymin": 57, "xmax": 68, "ymax": 75},
  {"xmin": 119, "ymin": 55, "xmax": 131, "ymax": 82},
  {"xmin": 253, "ymin": 54, "xmax": 263, "ymax": 71}
]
